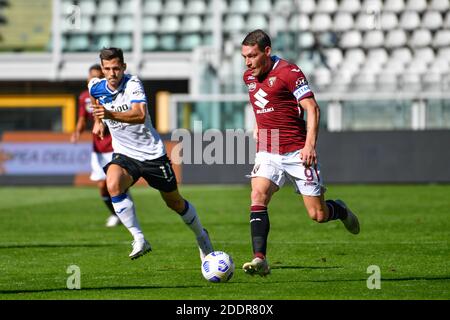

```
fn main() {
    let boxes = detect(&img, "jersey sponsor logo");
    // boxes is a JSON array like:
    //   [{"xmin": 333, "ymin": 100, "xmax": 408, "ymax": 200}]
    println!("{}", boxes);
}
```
[
  {"xmin": 111, "ymin": 104, "xmax": 130, "ymax": 112},
  {"xmin": 247, "ymin": 82, "xmax": 256, "ymax": 92},
  {"xmin": 293, "ymin": 85, "xmax": 311, "ymax": 100},
  {"xmin": 295, "ymin": 77, "xmax": 308, "ymax": 87},
  {"xmin": 132, "ymin": 89, "xmax": 145, "ymax": 95},
  {"xmin": 254, "ymin": 88, "xmax": 269, "ymax": 109},
  {"xmin": 291, "ymin": 68, "xmax": 301, "ymax": 72},
  {"xmin": 247, "ymin": 75, "xmax": 256, "ymax": 80},
  {"xmin": 256, "ymin": 107, "xmax": 274, "ymax": 114},
  {"xmin": 268, "ymin": 76, "xmax": 277, "ymax": 87},
  {"xmin": 254, "ymin": 88, "xmax": 274, "ymax": 114}
]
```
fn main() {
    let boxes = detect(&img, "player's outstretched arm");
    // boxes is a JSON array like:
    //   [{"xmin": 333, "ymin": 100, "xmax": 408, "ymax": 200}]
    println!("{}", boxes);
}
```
[
  {"xmin": 71, "ymin": 116, "xmax": 86, "ymax": 143},
  {"xmin": 299, "ymin": 97, "xmax": 321, "ymax": 167}
]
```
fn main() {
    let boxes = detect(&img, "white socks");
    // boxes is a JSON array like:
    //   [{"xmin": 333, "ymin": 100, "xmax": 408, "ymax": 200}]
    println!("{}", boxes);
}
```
[
  {"xmin": 111, "ymin": 193, "xmax": 144, "ymax": 241},
  {"xmin": 180, "ymin": 201, "xmax": 204, "ymax": 237}
]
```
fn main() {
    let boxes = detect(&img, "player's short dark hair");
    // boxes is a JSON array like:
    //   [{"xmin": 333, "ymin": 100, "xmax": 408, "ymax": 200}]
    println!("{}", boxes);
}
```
[
  {"xmin": 99, "ymin": 47, "xmax": 124, "ymax": 65},
  {"xmin": 89, "ymin": 64, "xmax": 102, "ymax": 72},
  {"xmin": 242, "ymin": 29, "xmax": 271, "ymax": 52}
]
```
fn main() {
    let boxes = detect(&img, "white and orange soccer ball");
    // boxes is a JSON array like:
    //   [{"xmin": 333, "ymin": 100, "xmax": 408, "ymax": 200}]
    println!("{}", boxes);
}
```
[{"xmin": 201, "ymin": 251, "xmax": 235, "ymax": 283}]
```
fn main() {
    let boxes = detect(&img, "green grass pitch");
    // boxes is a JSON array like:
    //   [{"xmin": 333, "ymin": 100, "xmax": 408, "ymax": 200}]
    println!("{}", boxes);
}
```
[{"xmin": 0, "ymin": 184, "xmax": 448, "ymax": 300}]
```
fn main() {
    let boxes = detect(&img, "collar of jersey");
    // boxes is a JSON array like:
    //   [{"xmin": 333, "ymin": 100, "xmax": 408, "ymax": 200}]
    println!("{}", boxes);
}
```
[
  {"xmin": 104, "ymin": 74, "xmax": 130, "ymax": 94},
  {"xmin": 271, "ymin": 55, "xmax": 280, "ymax": 70}
]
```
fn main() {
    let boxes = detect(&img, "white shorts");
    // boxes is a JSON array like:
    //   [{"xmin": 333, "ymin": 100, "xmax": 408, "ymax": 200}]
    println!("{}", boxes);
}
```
[
  {"xmin": 248, "ymin": 150, "xmax": 325, "ymax": 196},
  {"xmin": 90, "ymin": 151, "xmax": 113, "ymax": 181}
]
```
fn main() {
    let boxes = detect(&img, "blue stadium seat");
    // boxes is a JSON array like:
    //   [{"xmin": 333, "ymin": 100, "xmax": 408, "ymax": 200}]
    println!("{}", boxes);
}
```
[
  {"xmin": 159, "ymin": 34, "xmax": 178, "ymax": 51},
  {"xmin": 338, "ymin": 0, "xmax": 361, "ymax": 14},
  {"xmin": 323, "ymin": 48, "xmax": 343, "ymax": 69},
  {"xmin": 332, "ymin": 12, "xmax": 354, "ymax": 32},
  {"xmin": 405, "ymin": 0, "xmax": 427, "ymax": 12},
  {"xmin": 97, "ymin": 0, "xmax": 119, "ymax": 16},
  {"xmin": 180, "ymin": 15, "xmax": 203, "ymax": 33},
  {"xmin": 78, "ymin": 0, "xmax": 96, "ymax": 16},
  {"xmin": 433, "ymin": 30, "xmax": 450, "ymax": 48},
  {"xmin": 383, "ymin": 0, "xmax": 405, "ymax": 13},
  {"xmin": 409, "ymin": 29, "xmax": 432, "ymax": 48},
  {"xmin": 163, "ymin": 0, "xmax": 184, "ymax": 15},
  {"xmin": 228, "ymin": 0, "xmax": 250, "ymax": 14},
  {"xmin": 143, "ymin": 34, "xmax": 159, "ymax": 51},
  {"xmin": 179, "ymin": 34, "xmax": 203, "ymax": 51},
  {"xmin": 379, "ymin": 12, "xmax": 398, "ymax": 31},
  {"xmin": 250, "ymin": 0, "xmax": 271, "ymax": 14},
  {"xmin": 112, "ymin": 34, "xmax": 132, "ymax": 51},
  {"xmin": 430, "ymin": 0, "xmax": 450, "ymax": 12},
  {"xmin": 143, "ymin": 0, "xmax": 162, "ymax": 15},
  {"xmin": 316, "ymin": 0, "xmax": 337, "ymax": 13},
  {"xmin": 362, "ymin": 30, "xmax": 384, "ymax": 49},
  {"xmin": 185, "ymin": 0, "xmax": 207, "ymax": 14},
  {"xmin": 143, "ymin": 16, "xmax": 159, "ymax": 33},
  {"xmin": 339, "ymin": 30, "xmax": 362, "ymax": 48},
  {"xmin": 311, "ymin": 13, "xmax": 332, "ymax": 32},
  {"xmin": 361, "ymin": 0, "xmax": 383, "ymax": 11},
  {"xmin": 289, "ymin": 14, "xmax": 310, "ymax": 32},
  {"xmin": 297, "ymin": 32, "xmax": 315, "ymax": 49},
  {"xmin": 93, "ymin": 15, "xmax": 115, "ymax": 34},
  {"xmin": 246, "ymin": 14, "xmax": 269, "ymax": 31},
  {"xmin": 91, "ymin": 34, "xmax": 111, "ymax": 51},
  {"xmin": 389, "ymin": 47, "xmax": 412, "ymax": 66},
  {"xmin": 385, "ymin": 29, "xmax": 407, "ymax": 48},
  {"xmin": 273, "ymin": 0, "xmax": 294, "ymax": 13},
  {"xmin": 422, "ymin": 11, "xmax": 443, "ymax": 31},
  {"xmin": 399, "ymin": 11, "xmax": 421, "ymax": 31},
  {"xmin": 119, "ymin": 0, "xmax": 136, "ymax": 15},
  {"xmin": 116, "ymin": 15, "xmax": 134, "ymax": 33},
  {"xmin": 66, "ymin": 34, "xmax": 89, "ymax": 51},
  {"xmin": 223, "ymin": 14, "xmax": 245, "ymax": 33},
  {"xmin": 159, "ymin": 15, "xmax": 180, "ymax": 33},
  {"xmin": 296, "ymin": 0, "xmax": 316, "ymax": 15}
]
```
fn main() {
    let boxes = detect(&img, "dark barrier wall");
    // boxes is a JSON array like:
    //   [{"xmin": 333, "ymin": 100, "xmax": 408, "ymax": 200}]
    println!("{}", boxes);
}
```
[
  {"xmin": 179, "ymin": 130, "xmax": 450, "ymax": 184},
  {"xmin": 1, "ymin": 130, "xmax": 449, "ymax": 185}
]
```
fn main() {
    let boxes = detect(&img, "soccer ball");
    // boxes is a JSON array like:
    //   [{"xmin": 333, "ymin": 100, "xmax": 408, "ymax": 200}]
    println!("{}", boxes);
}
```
[{"xmin": 201, "ymin": 251, "xmax": 235, "ymax": 283}]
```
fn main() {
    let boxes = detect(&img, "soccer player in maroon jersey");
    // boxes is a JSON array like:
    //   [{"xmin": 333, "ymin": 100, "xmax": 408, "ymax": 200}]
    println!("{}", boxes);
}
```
[
  {"xmin": 71, "ymin": 64, "xmax": 120, "ymax": 227},
  {"xmin": 241, "ymin": 30, "xmax": 360, "ymax": 276}
]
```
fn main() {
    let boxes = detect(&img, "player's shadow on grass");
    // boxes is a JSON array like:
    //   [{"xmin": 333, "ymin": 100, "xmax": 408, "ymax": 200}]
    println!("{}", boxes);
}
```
[
  {"xmin": 0, "ymin": 243, "xmax": 114, "ymax": 249},
  {"xmin": 0, "ymin": 284, "xmax": 204, "ymax": 295},
  {"xmin": 305, "ymin": 275, "xmax": 450, "ymax": 283},
  {"xmin": 271, "ymin": 265, "xmax": 342, "ymax": 270}
]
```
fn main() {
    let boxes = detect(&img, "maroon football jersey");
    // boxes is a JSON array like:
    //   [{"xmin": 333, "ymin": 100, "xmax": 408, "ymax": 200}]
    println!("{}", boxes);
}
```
[
  {"xmin": 243, "ymin": 56, "xmax": 314, "ymax": 154},
  {"xmin": 78, "ymin": 89, "xmax": 113, "ymax": 153}
]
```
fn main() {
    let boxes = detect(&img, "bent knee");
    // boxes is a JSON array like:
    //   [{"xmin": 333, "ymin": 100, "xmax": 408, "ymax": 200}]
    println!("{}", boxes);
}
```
[
  {"xmin": 106, "ymin": 179, "xmax": 121, "ymax": 196},
  {"xmin": 251, "ymin": 189, "xmax": 269, "ymax": 205}
]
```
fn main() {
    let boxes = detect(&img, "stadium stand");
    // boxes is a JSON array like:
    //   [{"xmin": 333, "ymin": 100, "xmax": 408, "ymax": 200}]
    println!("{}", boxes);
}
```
[{"xmin": 0, "ymin": 0, "xmax": 448, "ymax": 92}]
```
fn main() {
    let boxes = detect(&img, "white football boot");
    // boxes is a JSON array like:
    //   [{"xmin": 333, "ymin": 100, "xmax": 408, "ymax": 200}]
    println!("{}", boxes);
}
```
[
  {"xmin": 129, "ymin": 239, "xmax": 152, "ymax": 260},
  {"xmin": 196, "ymin": 229, "xmax": 214, "ymax": 261},
  {"xmin": 242, "ymin": 257, "xmax": 271, "ymax": 276},
  {"xmin": 105, "ymin": 214, "xmax": 121, "ymax": 227},
  {"xmin": 335, "ymin": 199, "xmax": 360, "ymax": 234}
]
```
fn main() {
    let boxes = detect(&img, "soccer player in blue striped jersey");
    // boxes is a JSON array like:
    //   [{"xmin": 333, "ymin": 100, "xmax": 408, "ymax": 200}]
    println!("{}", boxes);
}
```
[{"xmin": 90, "ymin": 47, "xmax": 213, "ymax": 260}]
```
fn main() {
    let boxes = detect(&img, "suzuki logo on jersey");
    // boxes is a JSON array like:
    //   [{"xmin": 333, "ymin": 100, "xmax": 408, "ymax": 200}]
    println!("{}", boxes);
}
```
[
  {"xmin": 254, "ymin": 88, "xmax": 269, "ymax": 108},
  {"xmin": 254, "ymin": 89, "xmax": 274, "ymax": 114}
]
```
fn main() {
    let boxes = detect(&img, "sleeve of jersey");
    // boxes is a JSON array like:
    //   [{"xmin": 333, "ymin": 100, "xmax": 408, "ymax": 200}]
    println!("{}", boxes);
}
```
[
  {"xmin": 128, "ymin": 78, "xmax": 147, "ymax": 104},
  {"xmin": 286, "ymin": 68, "xmax": 314, "ymax": 102},
  {"xmin": 88, "ymin": 77, "xmax": 102, "ymax": 99},
  {"xmin": 78, "ymin": 93, "xmax": 87, "ymax": 118}
]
